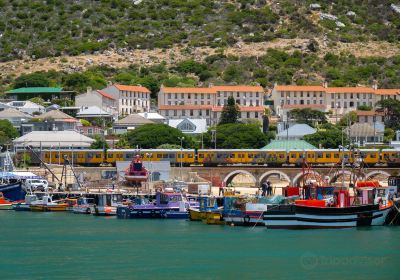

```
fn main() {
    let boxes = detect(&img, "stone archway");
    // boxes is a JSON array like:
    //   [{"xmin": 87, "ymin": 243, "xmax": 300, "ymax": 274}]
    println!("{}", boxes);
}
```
[
  {"xmin": 259, "ymin": 170, "xmax": 291, "ymax": 184},
  {"xmin": 292, "ymin": 171, "xmax": 322, "ymax": 186},
  {"xmin": 329, "ymin": 170, "xmax": 359, "ymax": 184},
  {"xmin": 223, "ymin": 170, "xmax": 257, "ymax": 186},
  {"xmin": 365, "ymin": 170, "xmax": 391, "ymax": 181}
]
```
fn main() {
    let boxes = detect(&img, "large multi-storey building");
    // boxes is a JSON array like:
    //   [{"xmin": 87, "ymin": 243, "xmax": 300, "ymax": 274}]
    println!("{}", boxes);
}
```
[
  {"xmin": 158, "ymin": 85, "xmax": 266, "ymax": 125},
  {"xmin": 272, "ymin": 83, "xmax": 399, "ymax": 120},
  {"xmin": 101, "ymin": 84, "xmax": 151, "ymax": 116}
]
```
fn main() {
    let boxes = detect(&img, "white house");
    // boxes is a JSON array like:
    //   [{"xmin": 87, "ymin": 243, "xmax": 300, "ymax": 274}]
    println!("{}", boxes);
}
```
[
  {"xmin": 168, "ymin": 118, "xmax": 208, "ymax": 135},
  {"xmin": 101, "ymin": 84, "xmax": 151, "ymax": 116},
  {"xmin": 75, "ymin": 88, "xmax": 117, "ymax": 117},
  {"xmin": 7, "ymin": 100, "xmax": 45, "ymax": 115}
]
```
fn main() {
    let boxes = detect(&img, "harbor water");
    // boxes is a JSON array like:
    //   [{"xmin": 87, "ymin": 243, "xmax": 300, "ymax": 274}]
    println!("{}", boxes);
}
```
[{"xmin": 0, "ymin": 211, "xmax": 399, "ymax": 279}]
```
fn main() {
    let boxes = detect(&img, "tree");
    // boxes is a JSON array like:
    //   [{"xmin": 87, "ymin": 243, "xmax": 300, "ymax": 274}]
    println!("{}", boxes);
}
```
[
  {"xmin": 338, "ymin": 111, "xmax": 357, "ymax": 127},
  {"xmin": 90, "ymin": 135, "xmax": 109, "ymax": 149},
  {"xmin": 219, "ymin": 96, "xmax": 240, "ymax": 125},
  {"xmin": 357, "ymin": 104, "xmax": 372, "ymax": 111},
  {"xmin": 304, "ymin": 128, "xmax": 349, "ymax": 149},
  {"xmin": 29, "ymin": 97, "xmax": 46, "ymax": 106},
  {"xmin": 125, "ymin": 124, "xmax": 193, "ymax": 148},
  {"xmin": 203, "ymin": 123, "xmax": 268, "ymax": 149},
  {"xmin": 80, "ymin": 119, "xmax": 91, "ymax": 127},
  {"xmin": 115, "ymin": 135, "xmax": 130, "ymax": 149},
  {"xmin": 377, "ymin": 98, "xmax": 400, "ymax": 130},
  {"xmin": 0, "ymin": 120, "xmax": 19, "ymax": 140},
  {"xmin": 13, "ymin": 72, "xmax": 50, "ymax": 88},
  {"xmin": 288, "ymin": 108, "xmax": 327, "ymax": 127}
]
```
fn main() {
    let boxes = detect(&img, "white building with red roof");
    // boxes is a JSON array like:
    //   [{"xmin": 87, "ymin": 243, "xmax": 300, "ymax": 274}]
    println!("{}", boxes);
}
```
[
  {"xmin": 101, "ymin": 84, "xmax": 151, "ymax": 115},
  {"xmin": 158, "ymin": 85, "xmax": 266, "ymax": 125},
  {"xmin": 76, "ymin": 87, "xmax": 117, "ymax": 117}
]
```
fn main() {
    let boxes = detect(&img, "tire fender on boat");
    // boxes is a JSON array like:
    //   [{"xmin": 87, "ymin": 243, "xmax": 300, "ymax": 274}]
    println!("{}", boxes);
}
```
[
  {"xmin": 244, "ymin": 215, "xmax": 251, "ymax": 224},
  {"xmin": 86, "ymin": 208, "xmax": 91, "ymax": 214}
]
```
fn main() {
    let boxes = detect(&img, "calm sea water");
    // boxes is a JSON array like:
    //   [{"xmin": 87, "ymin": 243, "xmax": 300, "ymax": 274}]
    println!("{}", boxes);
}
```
[{"xmin": 0, "ymin": 211, "xmax": 399, "ymax": 280}]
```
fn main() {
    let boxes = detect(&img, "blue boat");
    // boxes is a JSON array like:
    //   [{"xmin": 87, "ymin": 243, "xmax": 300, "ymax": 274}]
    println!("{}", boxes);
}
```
[
  {"xmin": 117, "ymin": 192, "xmax": 197, "ymax": 219},
  {"xmin": 0, "ymin": 181, "xmax": 25, "ymax": 202}
]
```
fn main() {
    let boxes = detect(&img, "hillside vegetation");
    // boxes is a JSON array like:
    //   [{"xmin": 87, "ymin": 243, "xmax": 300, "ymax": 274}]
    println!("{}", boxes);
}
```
[
  {"xmin": 1, "ymin": 0, "xmax": 400, "ymax": 93},
  {"xmin": 0, "ymin": 0, "xmax": 399, "ymax": 61}
]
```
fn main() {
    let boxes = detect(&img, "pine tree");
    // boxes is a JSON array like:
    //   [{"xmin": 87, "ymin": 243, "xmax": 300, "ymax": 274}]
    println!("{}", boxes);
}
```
[{"xmin": 219, "ymin": 96, "xmax": 240, "ymax": 124}]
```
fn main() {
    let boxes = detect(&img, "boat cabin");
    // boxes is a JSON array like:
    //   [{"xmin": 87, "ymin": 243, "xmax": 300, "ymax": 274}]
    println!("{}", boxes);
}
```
[
  {"xmin": 95, "ymin": 193, "xmax": 123, "ymax": 207},
  {"xmin": 388, "ymin": 176, "xmax": 400, "ymax": 198},
  {"xmin": 355, "ymin": 181, "xmax": 391, "ymax": 206},
  {"xmin": 156, "ymin": 192, "xmax": 183, "ymax": 207},
  {"xmin": 198, "ymin": 197, "xmax": 219, "ymax": 212},
  {"xmin": 303, "ymin": 185, "xmax": 335, "ymax": 200}
]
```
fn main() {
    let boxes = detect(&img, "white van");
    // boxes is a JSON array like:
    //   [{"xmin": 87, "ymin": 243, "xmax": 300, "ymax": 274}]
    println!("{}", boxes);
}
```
[{"xmin": 24, "ymin": 179, "xmax": 49, "ymax": 192}]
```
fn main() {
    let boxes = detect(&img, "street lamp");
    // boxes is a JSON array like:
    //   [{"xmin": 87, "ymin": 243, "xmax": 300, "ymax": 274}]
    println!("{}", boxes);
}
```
[{"xmin": 178, "ymin": 137, "xmax": 185, "ymax": 180}]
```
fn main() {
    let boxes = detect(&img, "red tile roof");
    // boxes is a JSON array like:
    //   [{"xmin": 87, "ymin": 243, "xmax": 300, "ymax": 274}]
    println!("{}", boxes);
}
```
[
  {"xmin": 355, "ymin": 110, "xmax": 384, "ymax": 116},
  {"xmin": 161, "ymin": 85, "xmax": 265, "ymax": 94},
  {"xmin": 275, "ymin": 84, "xmax": 400, "ymax": 95},
  {"xmin": 97, "ymin": 90, "xmax": 115, "ymax": 100},
  {"xmin": 212, "ymin": 85, "xmax": 264, "ymax": 92},
  {"xmin": 326, "ymin": 87, "xmax": 375, "ymax": 93},
  {"xmin": 275, "ymin": 85, "xmax": 325, "ymax": 92},
  {"xmin": 114, "ymin": 84, "xmax": 151, "ymax": 93},
  {"xmin": 375, "ymin": 89, "xmax": 399, "ymax": 95},
  {"xmin": 211, "ymin": 106, "xmax": 265, "ymax": 112},
  {"xmin": 161, "ymin": 87, "xmax": 216, "ymax": 94},
  {"xmin": 158, "ymin": 105, "xmax": 264, "ymax": 112}
]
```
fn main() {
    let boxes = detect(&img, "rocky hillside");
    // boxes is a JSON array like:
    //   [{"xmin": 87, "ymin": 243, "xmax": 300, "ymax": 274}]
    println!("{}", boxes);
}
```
[
  {"xmin": 1, "ymin": 0, "xmax": 400, "ymax": 93},
  {"xmin": 1, "ymin": 0, "xmax": 399, "ymax": 61}
]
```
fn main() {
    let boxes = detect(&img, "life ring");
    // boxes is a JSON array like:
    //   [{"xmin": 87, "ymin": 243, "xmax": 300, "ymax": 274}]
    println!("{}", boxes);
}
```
[
  {"xmin": 86, "ymin": 208, "xmax": 91, "ymax": 214},
  {"xmin": 244, "ymin": 215, "xmax": 251, "ymax": 224}
]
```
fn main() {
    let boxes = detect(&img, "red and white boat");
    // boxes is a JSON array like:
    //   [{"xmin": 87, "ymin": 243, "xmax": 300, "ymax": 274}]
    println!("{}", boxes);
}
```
[{"xmin": 124, "ymin": 155, "xmax": 149, "ymax": 184}]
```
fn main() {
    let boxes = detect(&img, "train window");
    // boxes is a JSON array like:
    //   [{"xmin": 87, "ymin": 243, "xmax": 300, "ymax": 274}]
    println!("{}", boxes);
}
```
[
  {"xmin": 217, "ymin": 154, "xmax": 222, "ymax": 159},
  {"xmin": 163, "ymin": 154, "xmax": 168, "ymax": 158},
  {"xmin": 55, "ymin": 154, "xmax": 59, "ymax": 158},
  {"xmin": 279, "ymin": 154, "xmax": 285, "ymax": 159},
  {"xmin": 291, "ymin": 154, "xmax": 296, "ymax": 158},
  {"xmin": 157, "ymin": 154, "xmax": 162, "ymax": 158},
  {"xmin": 334, "ymin": 153, "xmax": 339, "ymax": 158},
  {"xmin": 199, "ymin": 154, "xmax": 204, "ymax": 159},
  {"xmin": 88, "ymin": 153, "xmax": 93, "ymax": 158},
  {"xmin": 326, "ymin": 153, "xmax": 331, "ymax": 158},
  {"xmin": 370, "ymin": 154, "xmax": 376, "ymax": 158},
  {"xmin": 95, "ymin": 154, "xmax": 101, "ymax": 158},
  {"xmin": 248, "ymin": 154, "xmax": 253, "ymax": 158},
  {"xmin": 169, "ymin": 154, "xmax": 175, "ymax": 158},
  {"xmin": 307, "ymin": 154, "xmax": 312, "ymax": 158},
  {"xmin": 230, "ymin": 154, "xmax": 235, "ymax": 158},
  {"xmin": 255, "ymin": 154, "xmax": 261, "ymax": 158},
  {"xmin": 317, "ymin": 153, "xmax": 323, "ymax": 158},
  {"xmin": 108, "ymin": 154, "xmax": 113, "ymax": 158},
  {"xmin": 78, "ymin": 154, "xmax": 83, "ymax": 158},
  {"xmin": 188, "ymin": 154, "xmax": 193, "ymax": 158}
]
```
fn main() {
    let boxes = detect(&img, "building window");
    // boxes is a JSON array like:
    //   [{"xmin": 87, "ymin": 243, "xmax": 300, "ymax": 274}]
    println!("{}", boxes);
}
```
[
  {"xmin": 206, "ymin": 110, "xmax": 209, "ymax": 116},
  {"xmin": 256, "ymin": 100, "xmax": 259, "ymax": 106},
  {"xmin": 174, "ymin": 110, "xmax": 177, "ymax": 116},
  {"xmin": 255, "ymin": 112, "xmax": 258, "ymax": 118},
  {"xmin": 256, "ymin": 92, "xmax": 259, "ymax": 97},
  {"xmin": 350, "ymin": 101, "xmax": 354, "ymax": 107},
  {"xmin": 313, "ymin": 100, "xmax": 316, "ymax": 104},
  {"xmin": 281, "ymin": 92, "xmax": 284, "ymax": 98},
  {"xmin": 247, "ymin": 112, "xmax": 250, "ymax": 118},
  {"xmin": 344, "ymin": 101, "xmax": 347, "ymax": 108},
  {"xmin": 190, "ymin": 110, "xmax": 193, "ymax": 116},
  {"xmin": 307, "ymin": 100, "xmax": 310, "ymax": 104},
  {"xmin": 300, "ymin": 92, "xmax": 303, "ymax": 97},
  {"xmin": 331, "ymin": 101, "xmax": 334, "ymax": 108}
]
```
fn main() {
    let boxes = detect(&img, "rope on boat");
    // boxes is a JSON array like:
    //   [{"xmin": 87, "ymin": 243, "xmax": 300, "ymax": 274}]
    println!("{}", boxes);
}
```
[{"xmin": 251, "ymin": 204, "xmax": 280, "ymax": 230}]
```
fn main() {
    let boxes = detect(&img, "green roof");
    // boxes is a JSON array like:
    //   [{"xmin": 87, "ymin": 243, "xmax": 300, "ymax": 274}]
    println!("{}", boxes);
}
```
[
  {"xmin": 262, "ymin": 140, "xmax": 317, "ymax": 150},
  {"xmin": 5, "ymin": 87, "xmax": 63, "ymax": 94}
]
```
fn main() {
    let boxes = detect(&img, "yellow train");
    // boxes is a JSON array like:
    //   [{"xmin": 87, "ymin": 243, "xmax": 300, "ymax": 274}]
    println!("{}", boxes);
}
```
[{"xmin": 17, "ymin": 148, "xmax": 400, "ymax": 167}]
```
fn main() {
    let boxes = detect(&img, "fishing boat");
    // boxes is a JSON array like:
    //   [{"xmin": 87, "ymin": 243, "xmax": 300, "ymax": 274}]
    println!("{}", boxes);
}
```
[
  {"xmin": 189, "ymin": 196, "xmax": 224, "ymax": 224},
  {"xmin": 92, "ymin": 192, "xmax": 123, "ymax": 216},
  {"xmin": 72, "ymin": 197, "xmax": 95, "ymax": 214},
  {"xmin": 117, "ymin": 191, "xmax": 194, "ymax": 219},
  {"xmin": 262, "ymin": 183, "xmax": 393, "ymax": 229},
  {"xmin": 0, "ymin": 181, "xmax": 25, "ymax": 202},
  {"xmin": 30, "ymin": 194, "xmax": 68, "ymax": 212},
  {"xmin": 0, "ymin": 192, "xmax": 13, "ymax": 210},
  {"xmin": 12, "ymin": 194, "xmax": 39, "ymax": 211},
  {"xmin": 124, "ymin": 155, "xmax": 149, "ymax": 184}
]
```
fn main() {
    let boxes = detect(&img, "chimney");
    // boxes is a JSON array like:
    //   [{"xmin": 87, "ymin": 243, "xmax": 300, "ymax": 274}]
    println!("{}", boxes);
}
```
[
  {"xmin": 209, "ymin": 83, "xmax": 214, "ymax": 88},
  {"xmin": 372, "ymin": 80, "xmax": 378, "ymax": 90},
  {"xmin": 86, "ymin": 86, "xmax": 92, "ymax": 94},
  {"xmin": 322, "ymin": 81, "xmax": 328, "ymax": 88}
]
